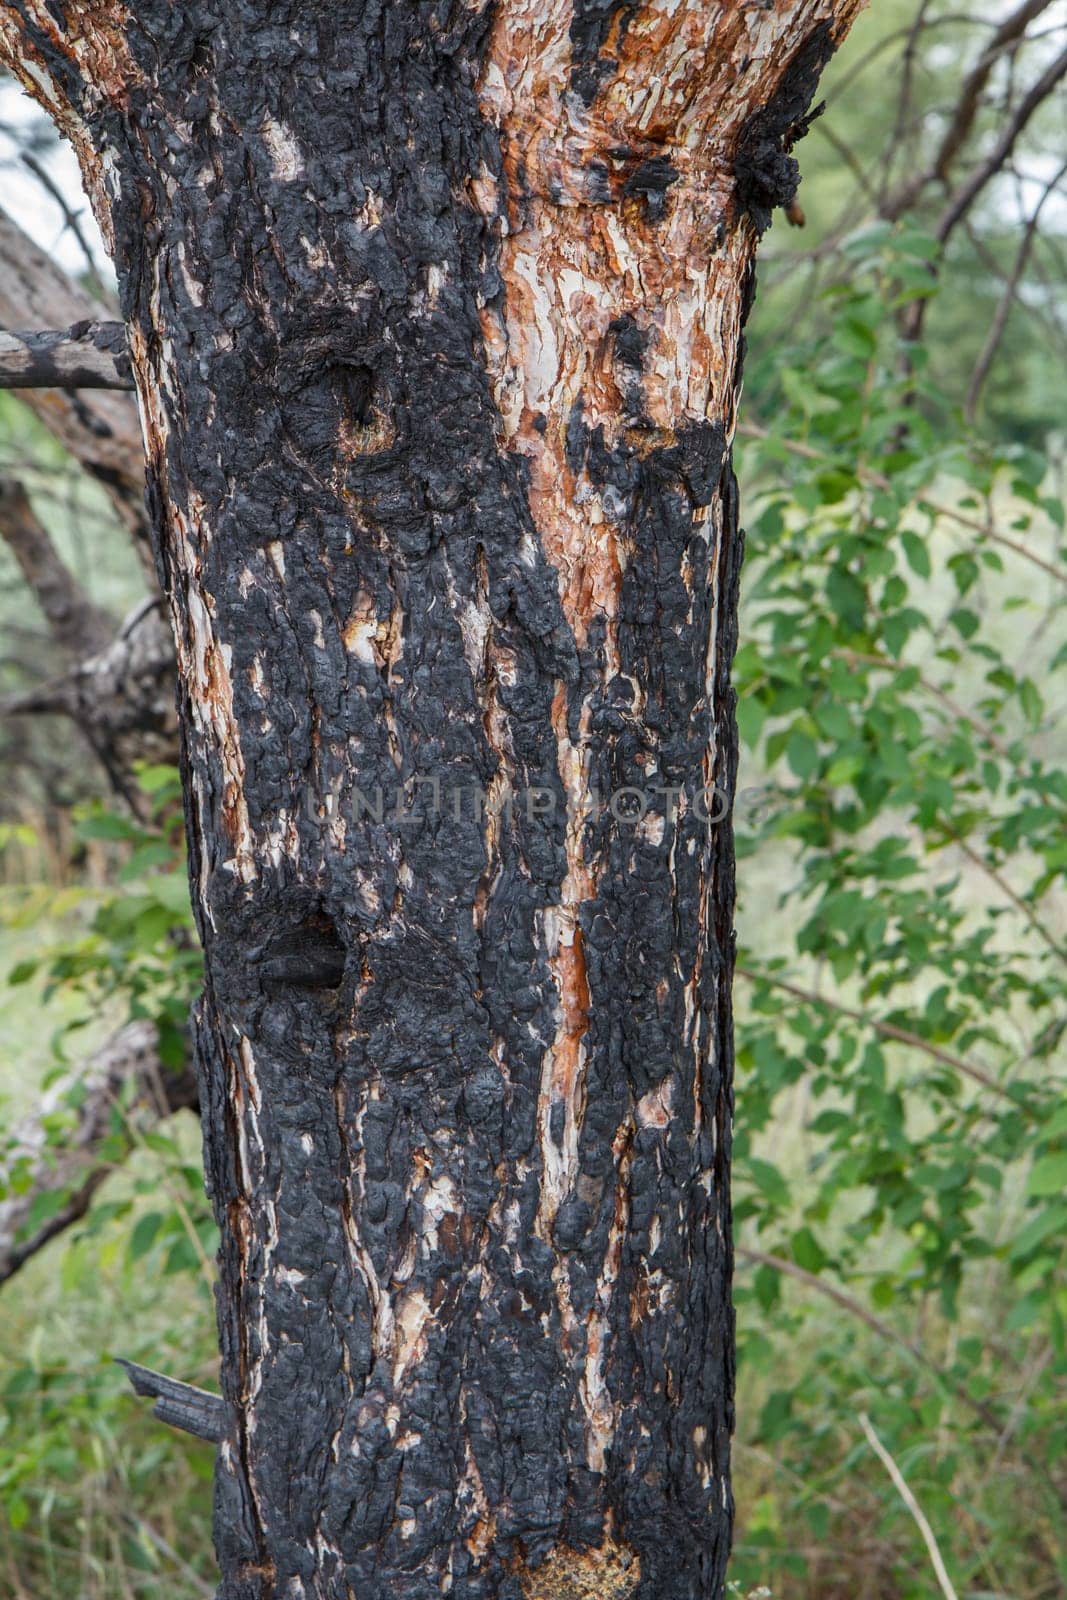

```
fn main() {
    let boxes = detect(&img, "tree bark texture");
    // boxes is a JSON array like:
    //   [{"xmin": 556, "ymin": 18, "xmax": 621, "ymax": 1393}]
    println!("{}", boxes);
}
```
[{"xmin": 0, "ymin": 3, "xmax": 860, "ymax": 1596}]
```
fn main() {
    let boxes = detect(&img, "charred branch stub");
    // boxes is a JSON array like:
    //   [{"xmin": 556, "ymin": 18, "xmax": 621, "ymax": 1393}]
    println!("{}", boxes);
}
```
[
  {"xmin": 620, "ymin": 156, "xmax": 680, "ymax": 223},
  {"xmin": 0, "ymin": 2, "xmax": 862, "ymax": 1597},
  {"xmin": 0, "ymin": 320, "xmax": 132, "ymax": 389},
  {"xmin": 117, "ymin": 1358, "xmax": 229, "ymax": 1443}
]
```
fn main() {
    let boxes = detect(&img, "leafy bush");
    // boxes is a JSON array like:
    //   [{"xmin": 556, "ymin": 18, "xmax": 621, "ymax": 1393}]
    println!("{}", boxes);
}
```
[{"xmin": 730, "ymin": 228, "xmax": 1066, "ymax": 1597}]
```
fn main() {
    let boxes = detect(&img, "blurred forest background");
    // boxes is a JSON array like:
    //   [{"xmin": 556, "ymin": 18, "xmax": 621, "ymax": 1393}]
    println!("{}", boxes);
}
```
[{"xmin": 0, "ymin": 2, "xmax": 1064, "ymax": 1596}]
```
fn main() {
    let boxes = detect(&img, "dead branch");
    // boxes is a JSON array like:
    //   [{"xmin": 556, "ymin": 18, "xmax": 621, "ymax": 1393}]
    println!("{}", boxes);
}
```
[
  {"xmin": 965, "ymin": 156, "xmax": 1067, "ymax": 420},
  {"xmin": 1, "ymin": 596, "xmax": 180, "ymax": 808},
  {"xmin": 882, "ymin": 0, "xmax": 1060, "ymax": 219}
]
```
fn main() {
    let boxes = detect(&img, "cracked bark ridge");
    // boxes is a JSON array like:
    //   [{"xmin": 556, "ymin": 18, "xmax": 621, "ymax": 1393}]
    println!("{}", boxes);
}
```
[{"xmin": 0, "ymin": 2, "xmax": 862, "ymax": 1596}]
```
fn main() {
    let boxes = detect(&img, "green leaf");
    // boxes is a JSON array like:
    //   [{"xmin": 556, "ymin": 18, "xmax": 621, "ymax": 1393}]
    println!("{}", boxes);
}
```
[
  {"xmin": 1019, "ymin": 679, "xmax": 1044, "ymax": 728},
  {"xmin": 1010, "ymin": 1205, "xmax": 1067, "ymax": 1261},
  {"xmin": 900, "ymin": 530, "xmax": 931, "ymax": 579},
  {"xmin": 129, "ymin": 1212, "xmax": 164, "ymax": 1261},
  {"xmin": 826, "ymin": 566, "xmax": 866, "ymax": 627},
  {"xmin": 1026, "ymin": 1154, "xmax": 1067, "ymax": 1198},
  {"xmin": 737, "ymin": 696, "xmax": 767, "ymax": 750},
  {"xmin": 790, "ymin": 1227, "xmax": 827, "ymax": 1273},
  {"xmin": 746, "ymin": 1158, "xmax": 791, "ymax": 1209},
  {"xmin": 75, "ymin": 810, "xmax": 143, "ymax": 842},
  {"xmin": 786, "ymin": 729, "xmax": 819, "ymax": 780}
]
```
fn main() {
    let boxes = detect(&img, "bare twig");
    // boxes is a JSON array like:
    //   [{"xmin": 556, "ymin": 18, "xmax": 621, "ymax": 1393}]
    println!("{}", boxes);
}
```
[
  {"xmin": 858, "ymin": 1412, "xmax": 960, "ymax": 1600},
  {"xmin": 940, "ymin": 828, "xmax": 1065, "ymax": 959},
  {"xmin": 985, "ymin": 1341, "xmax": 1055, "ymax": 1480},
  {"xmin": 19, "ymin": 149, "xmax": 107, "ymax": 296},
  {"xmin": 881, "ymin": 0, "xmax": 1061, "ymax": 220},
  {"xmin": 878, "ymin": 0, "xmax": 934, "ymax": 209}
]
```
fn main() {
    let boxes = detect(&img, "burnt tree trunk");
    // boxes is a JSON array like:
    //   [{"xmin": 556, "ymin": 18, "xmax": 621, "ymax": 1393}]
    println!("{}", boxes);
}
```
[{"xmin": 1, "ymin": 3, "xmax": 860, "ymax": 1595}]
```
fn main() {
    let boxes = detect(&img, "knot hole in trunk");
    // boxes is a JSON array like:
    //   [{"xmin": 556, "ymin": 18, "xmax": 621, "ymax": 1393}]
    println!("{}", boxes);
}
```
[{"xmin": 259, "ymin": 912, "xmax": 347, "ymax": 991}]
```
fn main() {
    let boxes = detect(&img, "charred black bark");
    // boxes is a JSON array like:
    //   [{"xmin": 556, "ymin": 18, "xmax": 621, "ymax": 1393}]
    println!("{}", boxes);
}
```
[
  {"xmin": 734, "ymin": 21, "xmax": 836, "ymax": 235},
  {"xmin": 0, "ymin": 2, "xmax": 858, "ymax": 1596}
]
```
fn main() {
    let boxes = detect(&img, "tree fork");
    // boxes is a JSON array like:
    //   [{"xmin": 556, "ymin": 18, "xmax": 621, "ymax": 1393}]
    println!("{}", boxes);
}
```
[{"xmin": 0, "ymin": 3, "xmax": 861, "ymax": 1596}]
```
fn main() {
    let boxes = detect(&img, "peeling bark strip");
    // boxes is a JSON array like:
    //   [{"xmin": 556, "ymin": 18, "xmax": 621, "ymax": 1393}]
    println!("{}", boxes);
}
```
[{"xmin": 1, "ymin": 3, "xmax": 861, "ymax": 1596}]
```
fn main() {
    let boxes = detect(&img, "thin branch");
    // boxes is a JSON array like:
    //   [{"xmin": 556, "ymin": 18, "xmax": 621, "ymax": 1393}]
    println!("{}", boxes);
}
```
[
  {"xmin": 117, "ymin": 1513, "xmax": 215, "ymax": 1600},
  {"xmin": 984, "ymin": 1341, "xmax": 1055, "ymax": 1481},
  {"xmin": 0, "ymin": 476, "xmax": 114, "ymax": 656},
  {"xmin": 0, "ymin": 321, "xmax": 132, "ymax": 390},
  {"xmin": 736, "ymin": 1246, "xmax": 1001, "ymax": 1432},
  {"xmin": 813, "ymin": 117, "xmax": 880, "ymax": 205},
  {"xmin": 831, "ymin": 15, "xmax": 997, "ymax": 103},
  {"xmin": 737, "ymin": 422, "xmax": 1067, "ymax": 586},
  {"xmin": 965, "ymin": 156, "xmax": 1067, "ymax": 421},
  {"xmin": 1, "ymin": 596, "xmax": 178, "ymax": 812},
  {"xmin": 936, "ymin": 43, "xmax": 1067, "ymax": 244},
  {"xmin": 960, "ymin": 205, "xmax": 1067, "ymax": 367},
  {"xmin": 834, "ymin": 648, "xmax": 1015, "ymax": 764},
  {"xmin": 881, "ymin": 0, "xmax": 1061, "ymax": 220},
  {"xmin": 0, "ymin": 676, "xmax": 80, "ymax": 718},
  {"xmin": 858, "ymin": 1412, "xmax": 960, "ymax": 1600},
  {"xmin": 931, "ymin": 0, "xmax": 1054, "ymax": 185},
  {"xmin": 735, "ymin": 964, "xmax": 1020, "ymax": 1103},
  {"xmin": 938, "ymin": 505, "xmax": 1067, "ymax": 586},
  {"xmin": 0, "ymin": 1020, "xmax": 196, "ymax": 1286},
  {"xmin": 0, "ymin": 206, "xmax": 149, "ymax": 562},
  {"xmin": 878, "ymin": 0, "xmax": 934, "ymax": 210},
  {"xmin": 940, "ymin": 828, "xmax": 1065, "ymax": 959}
]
